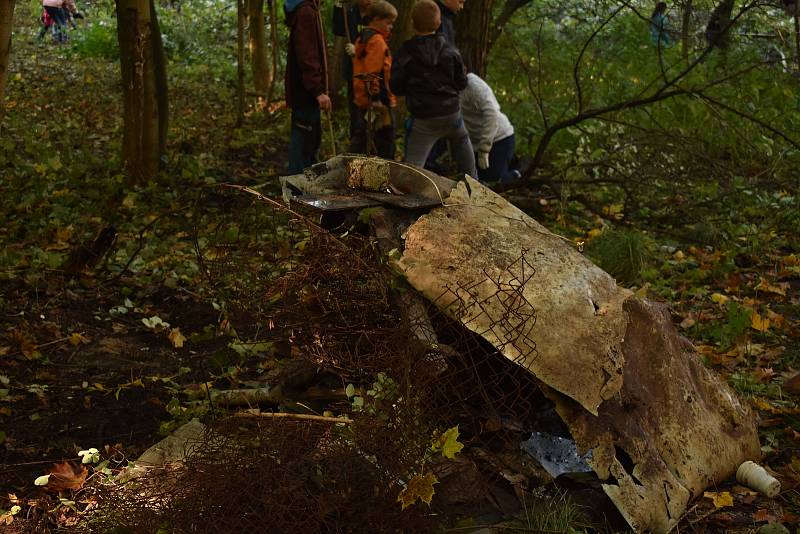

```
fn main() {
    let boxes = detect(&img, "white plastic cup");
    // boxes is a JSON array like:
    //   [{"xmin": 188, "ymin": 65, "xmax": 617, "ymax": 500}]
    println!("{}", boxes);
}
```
[{"xmin": 736, "ymin": 461, "xmax": 781, "ymax": 498}]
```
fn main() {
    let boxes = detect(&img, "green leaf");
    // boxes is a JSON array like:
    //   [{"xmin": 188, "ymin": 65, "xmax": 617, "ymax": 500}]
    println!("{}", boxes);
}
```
[{"xmin": 431, "ymin": 426, "xmax": 464, "ymax": 459}]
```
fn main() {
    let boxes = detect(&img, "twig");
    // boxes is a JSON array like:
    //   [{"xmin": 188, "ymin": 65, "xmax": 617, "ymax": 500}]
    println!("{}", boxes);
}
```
[{"xmin": 235, "ymin": 411, "xmax": 353, "ymax": 424}]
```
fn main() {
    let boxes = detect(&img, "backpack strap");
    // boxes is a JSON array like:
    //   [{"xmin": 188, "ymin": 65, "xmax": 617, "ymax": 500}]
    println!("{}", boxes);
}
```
[{"xmin": 356, "ymin": 28, "xmax": 377, "ymax": 59}]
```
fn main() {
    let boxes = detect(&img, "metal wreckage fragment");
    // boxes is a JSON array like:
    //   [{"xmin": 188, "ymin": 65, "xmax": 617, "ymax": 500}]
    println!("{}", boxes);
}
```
[{"xmin": 282, "ymin": 157, "xmax": 761, "ymax": 533}]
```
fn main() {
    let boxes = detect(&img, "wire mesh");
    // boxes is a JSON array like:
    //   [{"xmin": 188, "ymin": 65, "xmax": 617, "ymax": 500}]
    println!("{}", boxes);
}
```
[{"xmin": 86, "ymin": 185, "xmax": 553, "ymax": 532}]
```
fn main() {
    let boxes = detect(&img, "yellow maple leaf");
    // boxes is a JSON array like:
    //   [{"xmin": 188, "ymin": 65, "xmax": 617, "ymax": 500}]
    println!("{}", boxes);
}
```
[
  {"xmin": 710, "ymin": 293, "xmax": 729, "ymax": 305},
  {"xmin": 431, "ymin": 426, "xmax": 464, "ymax": 459},
  {"xmin": 168, "ymin": 328, "xmax": 186, "ymax": 349},
  {"xmin": 751, "ymin": 312, "xmax": 770, "ymax": 332},
  {"xmin": 704, "ymin": 491, "xmax": 733, "ymax": 509},
  {"xmin": 397, "ymin": 473, "xmax": 438, "ymax": 510}
]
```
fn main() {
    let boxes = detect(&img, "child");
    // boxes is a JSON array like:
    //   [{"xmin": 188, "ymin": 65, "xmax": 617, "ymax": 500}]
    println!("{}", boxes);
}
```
[
  {"xmin": 332, "ymin": 0, "xmax": 373, "ymax": 138},
  {"xmin": 390, "ymin": 0, "xmax": 477, "ymax": 178},
  {"xmin": 459, "ymin": 71, "xmax": 520, "ymax": 183},
  {"xmin": 348, "ymin": 1, "xmax": 398, "ymax": 159}
]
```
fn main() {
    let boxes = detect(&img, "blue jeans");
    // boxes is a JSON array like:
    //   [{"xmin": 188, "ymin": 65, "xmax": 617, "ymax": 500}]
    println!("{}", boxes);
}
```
[
  {"xmin": 288, "ymin": 105, "xmax": 321, "ymax": 174},
  {"xmin": 479, "ymin": 133, "xmax": 518, "ymax": 183},
  {"xmin": 44, "ymin": 6, "xmax": 68, "ymax": 43}
]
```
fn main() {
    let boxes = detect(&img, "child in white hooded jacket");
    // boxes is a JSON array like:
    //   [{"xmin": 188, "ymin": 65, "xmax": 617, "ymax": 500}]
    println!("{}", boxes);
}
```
[{"xmin": 459, "ymin": 72, "xmax": 520, "ymax": 183}]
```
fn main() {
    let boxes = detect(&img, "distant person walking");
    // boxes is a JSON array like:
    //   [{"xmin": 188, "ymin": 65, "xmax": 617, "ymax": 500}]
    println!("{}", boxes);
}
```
[
  {"xmin": 650, "ymin": 2, "xmax": 671, "ymax": 47},
  {"xmin": 42, "ymin": 0, "xmax": 76, "ymax": 43},
  {"xmin": 284, "ymin": 0, "xmax": 331, "ymax": 174}
]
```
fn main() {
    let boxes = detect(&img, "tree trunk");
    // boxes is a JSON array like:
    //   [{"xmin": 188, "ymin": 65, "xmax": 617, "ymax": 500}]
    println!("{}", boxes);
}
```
[
  {"xmin": 681, "ymin": 0, "xmax": 692, "ymax": 63},
  {"xmin": 706, "ymin": 0, "xmax": 735, "ymax": 51},
  {"xmin": 116, "ymin": 0, "xmax": 167, "ymax": 185},
  {"xmin": 0, "ymin": 0, "xmax": 14, "ymax": 126},
  {"xmin": 455, "ymin": 0, "xmax": 493, "ymax": 76},
  {"xmin": 247, "ymin": 0, "xmax": 271, "ymax": 101},
  {"xmin": 389, "ymin": 0, "xmax": 416, "ymax": 50},
  {"xmin": 150, "ymin": 0, "xmax": 168, "ymax": 158},
  {"xmin": 266, "ymin": 0, "xmax": 279, "ymax": 105},
  {"xmin": 237, "ymin": 0, "xmax": 246, "ymax": 125}
]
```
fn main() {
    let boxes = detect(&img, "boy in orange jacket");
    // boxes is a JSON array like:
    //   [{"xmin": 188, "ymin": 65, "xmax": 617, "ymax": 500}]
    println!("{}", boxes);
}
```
[{"xmin": 348, "ymin": 1, "xmax": 398, "ymax": 159}]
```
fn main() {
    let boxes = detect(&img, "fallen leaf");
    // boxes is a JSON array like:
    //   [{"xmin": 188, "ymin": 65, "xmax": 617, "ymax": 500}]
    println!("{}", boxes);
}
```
[
  {"xmin": 168, "ymin": 328, "xmax": 186, "ymax": 349},
  {"xmin": 703, "ymin": 490, "xmax": 733, "ymax": 509},
  {"xmin": 753, "ymin": 508, "xmax": 777, "ymax": 523},
  {"xmin": 755, "ymin": 278, "xmax": 787, "ymax": 296},
  {"xmin": 679, "ymin": 315, "xmax": 696, "ymax": 329},
  {"xmin": 757, "ymin": 368, "xmax": 775, "ymax": 382},
  {"xmin": 765, "ymin": 309, "xmax": 785, "ymax": 329},
  {"xmin": 397, "ymin": 473, "xmax": 438, "ymax": 510},
  {"xmin": 44, "ymin": 462, "xmax": 88, "ymax": 492},
  {"xmin": 711, "ymin": 293, "xmax": 729, "ymax": 305},
  {"xmin": 751, "ymin": 311, "xmax": 770, "ymax": 332},
  {"xmin": 68, "ymin": 333, "xmax": 90, "ymax": 346}
]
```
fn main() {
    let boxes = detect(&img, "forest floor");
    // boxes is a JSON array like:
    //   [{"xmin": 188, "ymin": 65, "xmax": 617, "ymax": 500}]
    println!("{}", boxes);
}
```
[{"xmin": 1, "ymin": 6, "xmax": 800, "ymax": 533}]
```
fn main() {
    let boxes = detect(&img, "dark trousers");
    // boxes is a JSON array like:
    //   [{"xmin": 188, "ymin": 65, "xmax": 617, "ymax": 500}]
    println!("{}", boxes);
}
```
[
  {"xmin": 44, "ymin": 6, "xmax": 68, "ymax": 42},
  {"xmin": 288, "ymin": 105, "xmax": 321, "ymax": 174},
  {"xmin": 348, "ymin": 108, "xmax": 395, "ymax": 159},
  {"xmin": 478, "ymin": 133, "xmax": 517, "ymax": 183}
]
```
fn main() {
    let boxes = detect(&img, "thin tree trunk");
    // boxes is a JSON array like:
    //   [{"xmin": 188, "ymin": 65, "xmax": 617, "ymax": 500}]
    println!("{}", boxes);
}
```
[
  {"xmin": 681, "ymin": 0, "xmax": 692, "ymax": 63},
  {"xmin": 266, "ymin": 0, "xmax": 279, "ymax": 106},
  {"xmin": 236, "ymin": 0, "xmax": 246, "ymax": 125},
  {"xmin": 794, "ymin": 0, "xmax": 800, "ymax": 70},
  {"xmin": 247, "ymin": 0, "xmax": 271, "ymax": 103},
  {"xmin": 150, "ymin": 0, "xmax": 168, "ymax": 159},
  {"xmin": 116, "ymin": 0, "xmax": 162, "ymax": 184},
  {"xmin": 487, "ymin": 0, "xmax": 531, "ymax": 54},
  {"xmin": 0, "ymin": 0, "xmax": 15, "ymax": 126}
]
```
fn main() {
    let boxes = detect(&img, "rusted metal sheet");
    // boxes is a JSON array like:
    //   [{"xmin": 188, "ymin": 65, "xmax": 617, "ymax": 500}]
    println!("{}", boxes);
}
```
[{"xmin": 393, "ymin": 177, "xmax": 760, "ymax": 533}]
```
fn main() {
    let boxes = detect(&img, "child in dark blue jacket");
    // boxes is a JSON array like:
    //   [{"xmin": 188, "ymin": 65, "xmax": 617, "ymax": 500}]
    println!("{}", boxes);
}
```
[{"xmin": 390, "ymin": 0, "xmax": 477, "ymax": 178}]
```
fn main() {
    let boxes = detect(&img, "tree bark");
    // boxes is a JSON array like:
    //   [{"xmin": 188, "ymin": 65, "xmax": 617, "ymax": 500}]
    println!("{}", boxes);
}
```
[
  {"xmin": 237, "ymin": 0, "xmax": 245, "ymax": 125},
  {"xmin": 150, "ymin": 0, "xmax": 168, "ymax": 158},
  {"xmin": 0, "ymin": 0, "xmax": 14, "ymax": 126},
  {"xmin": 389, "ymin": 0, "xmax": 416, "ymax": 50},
  {"xmin": 455, "ymin": 0, "xmax": 493, "ymax": 76},
  {"xmin": 116, "ymin": 0, "xmax": 167, "ymax": 185},
  {"xmin": 247, "ymin": 0, "xmax": 272, "ymax": 101},
  {"xmin": 681, "ymin": 0, "xmax": 692, "ymax": 63},
  {"xmin": 706, "ymin": 0, "xmax": 735, "ymax": 51}
]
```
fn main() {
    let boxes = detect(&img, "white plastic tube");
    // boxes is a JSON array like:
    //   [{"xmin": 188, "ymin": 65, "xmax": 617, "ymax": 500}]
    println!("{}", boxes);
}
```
[{"xmin": 736, "ymin": 461, "xmax": 781, "ymax": 498}]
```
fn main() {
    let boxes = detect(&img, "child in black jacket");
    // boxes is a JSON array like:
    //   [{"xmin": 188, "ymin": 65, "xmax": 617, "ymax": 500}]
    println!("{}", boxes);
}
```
[{"xmin": 390, "ymin": 0, "xmax": 477, "ymax": 178}]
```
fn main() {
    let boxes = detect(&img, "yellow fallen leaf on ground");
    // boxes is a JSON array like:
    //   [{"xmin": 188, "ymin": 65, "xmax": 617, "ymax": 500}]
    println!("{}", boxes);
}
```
[
  {"xmin": 755, "ymin": 278, "xmax": 787, "ymax": 296},
  {"xmin": 397, "ymin": 473, "xmax": 438, "ymax": 509},
  {"xmin": 69, "ymin": 333, "xmax": 90, "ymax": 346},
  {"xmin": 168, "ymin": 328, "xmax": 186, "ymax": 349},
  {"xmin": 711, "ymin": 293, "xmax": 729, "ymax": 305},
  {"xmin": 751, "ymin": 312, "xmax": 770, "ymax": 332},
  {"xmin": 704, "ymin": 491, "xmax": 733, "ymax": 508}
]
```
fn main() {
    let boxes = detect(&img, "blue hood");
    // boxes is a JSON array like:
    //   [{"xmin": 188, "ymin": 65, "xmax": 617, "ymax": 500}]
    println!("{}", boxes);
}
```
[{"xmin": 284, "ymin": 0, "xmax": 305, "ymax": 12}]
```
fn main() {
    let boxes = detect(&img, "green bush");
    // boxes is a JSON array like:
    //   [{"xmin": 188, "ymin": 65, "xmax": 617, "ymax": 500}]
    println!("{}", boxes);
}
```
[
  {"xmin": 584, "ymin": 228, "xmax": 655, "ymax": 286},
  {"xmin": 71, "ymin": 21, "xmax": 119, "ymax": 60}
]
